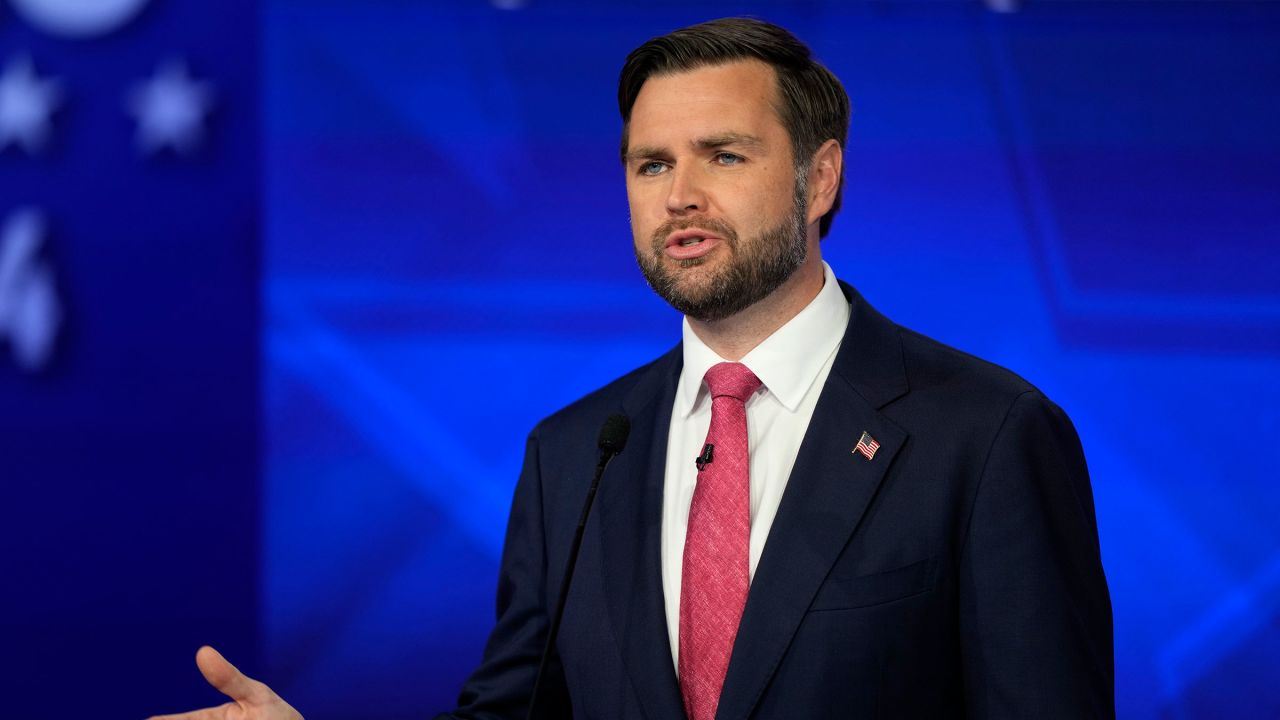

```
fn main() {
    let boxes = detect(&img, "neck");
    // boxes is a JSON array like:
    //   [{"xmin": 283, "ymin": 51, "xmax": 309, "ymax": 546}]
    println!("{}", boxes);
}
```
[{"xmin": 688, "ymin": 244, "xmax": 826, "ymax": 361}]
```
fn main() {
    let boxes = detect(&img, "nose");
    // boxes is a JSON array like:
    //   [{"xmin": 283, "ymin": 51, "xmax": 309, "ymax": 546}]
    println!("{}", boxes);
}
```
[{"xmin": 664, "ymin": 164, "xmax": 706, "ymax": 215}]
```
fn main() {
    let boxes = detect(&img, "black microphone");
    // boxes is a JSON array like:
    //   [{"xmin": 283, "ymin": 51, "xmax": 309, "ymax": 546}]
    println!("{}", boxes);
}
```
[
  {"xmin": 597, "ymin": 414, "xmax": 631, "ymax": 457},
  {"xmin": 526, "ymin": 414, "xmax": 630, "ymax": 720},
  {"xmin": 695, "ymin": 443, "xmax": 714, "ymax": 471}
]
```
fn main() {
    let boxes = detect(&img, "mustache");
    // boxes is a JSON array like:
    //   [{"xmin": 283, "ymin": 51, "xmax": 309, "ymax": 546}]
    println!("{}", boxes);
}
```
[{"xmin": 651, "ymin": 216, "xmax": 737, "ymax": 248}]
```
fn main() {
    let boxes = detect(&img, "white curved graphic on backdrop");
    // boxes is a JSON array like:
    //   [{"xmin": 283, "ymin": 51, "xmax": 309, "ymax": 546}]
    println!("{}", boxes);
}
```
[
  {"xmin": 0, "ymin": 209, "xmax": 61, "ymax": 371},
  {"xmin": 9, "ymin": 0, "xmax": 151, "ymax": 38}
]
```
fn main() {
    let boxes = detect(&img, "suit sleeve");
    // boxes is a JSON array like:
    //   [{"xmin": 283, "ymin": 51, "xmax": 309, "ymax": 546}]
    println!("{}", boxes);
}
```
[
  {"xmin": 435, "ymin": 428, "xmax": 571, "ymax": 720},
  {"xmin": 958, "ymin": 390, "xmax": 1114, "ymax": 719}
]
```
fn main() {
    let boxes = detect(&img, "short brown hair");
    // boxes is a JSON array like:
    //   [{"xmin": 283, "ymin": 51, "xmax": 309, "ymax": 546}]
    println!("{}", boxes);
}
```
[{"xmin": 618, "ymin": 18, "xmax": 850, "ymax": 238}]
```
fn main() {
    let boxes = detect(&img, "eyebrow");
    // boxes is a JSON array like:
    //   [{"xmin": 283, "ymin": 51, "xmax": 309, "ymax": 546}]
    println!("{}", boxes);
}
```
[
  {"xmin": 694, "ymin": 132, "xmax": 765, "ymax": 151},
  {"xmin": 623, "ymin": 145, "xmax": 671, "ymax": 164},
  {"xmin": 623, "ymin": 132, "xmax": 767, "ymax": 164}
]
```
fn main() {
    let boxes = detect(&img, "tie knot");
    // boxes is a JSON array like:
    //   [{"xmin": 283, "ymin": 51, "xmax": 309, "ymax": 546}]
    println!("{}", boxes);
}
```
[{"xmin": 703, "ymin": 362, "xmax": 762, "ymax": 402}]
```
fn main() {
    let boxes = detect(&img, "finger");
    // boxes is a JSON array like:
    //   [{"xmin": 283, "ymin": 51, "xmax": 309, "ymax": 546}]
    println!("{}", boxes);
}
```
[
  {"xmin": 146, "ymin": 701, "xmax": 235, "ymax": 720},
  {"xmin": 194, "ymin": 646, "xmax": 272, "ymax": 705}
]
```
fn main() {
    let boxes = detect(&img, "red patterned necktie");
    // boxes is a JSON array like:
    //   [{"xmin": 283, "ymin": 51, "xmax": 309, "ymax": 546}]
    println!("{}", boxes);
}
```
[{"xmin": 679, "ymin": 362, "xmax": 762, "ymax": 720}]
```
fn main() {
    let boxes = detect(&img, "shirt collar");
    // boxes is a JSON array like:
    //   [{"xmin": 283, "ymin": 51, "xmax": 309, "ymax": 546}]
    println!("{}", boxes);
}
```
[{"xmin": 676, "ymin": 261, "xmax": 851, "ymax": 417}]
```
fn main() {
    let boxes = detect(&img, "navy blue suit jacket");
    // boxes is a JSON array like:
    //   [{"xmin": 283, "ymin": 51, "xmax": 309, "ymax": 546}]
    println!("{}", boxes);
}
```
[{"xmin": 439, "ymin": 283, "xmax": 1113, "ymax": 719}]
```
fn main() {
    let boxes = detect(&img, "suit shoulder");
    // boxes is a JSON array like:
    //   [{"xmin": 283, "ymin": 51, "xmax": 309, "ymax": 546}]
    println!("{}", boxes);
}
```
[
  {"xmin": 886, "ymin": 324, "xmax": 1083, "ymax": 475},
  {"xmin": 895, "ymin": 324, "xmax": 1050, "ymax": 414},
  {"xmin": 532, "ymin": 344, "xmax": 679, "ymax": 440}
]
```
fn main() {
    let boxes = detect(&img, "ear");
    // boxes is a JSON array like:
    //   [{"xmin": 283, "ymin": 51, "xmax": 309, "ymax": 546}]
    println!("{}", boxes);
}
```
[{"xmin": 805, "ymin": 139, "xmax": 843, "ymax": 226}]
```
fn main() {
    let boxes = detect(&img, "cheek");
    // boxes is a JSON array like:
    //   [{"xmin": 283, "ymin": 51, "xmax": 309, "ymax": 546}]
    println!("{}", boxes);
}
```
[
  {"xmin": 722, "ymin": 176, "xmax": 785, "ymax": 229},
  {"xmin": 626, "ymin": 208, "xmax": 652, "ymax": 252},
  {"xmin": 626, "ymin": 186, "xmax": 663, "ymax": 238},
  {"xmin": 630, "ymin": 221, "xmax": 648, "ymax": 252},
  {"xmin": 757, "ymin": 168, "xmax": 798, "ymax": 216}
]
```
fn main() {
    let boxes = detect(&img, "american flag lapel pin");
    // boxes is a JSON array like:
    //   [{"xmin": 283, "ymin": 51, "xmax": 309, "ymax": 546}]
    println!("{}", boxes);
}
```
[{"xmin": 854, "ymin": 431, "xmax": 880, "ymax": 461}]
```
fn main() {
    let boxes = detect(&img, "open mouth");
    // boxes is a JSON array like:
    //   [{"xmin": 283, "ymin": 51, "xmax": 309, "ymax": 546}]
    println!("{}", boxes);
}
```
[
  {"xmin": 665, "ymin": 229, "xmax": 720, "ymax": 248},
  {"xmin": 663, "ymin": 229, "xmax": 722, "ymax": 260}
]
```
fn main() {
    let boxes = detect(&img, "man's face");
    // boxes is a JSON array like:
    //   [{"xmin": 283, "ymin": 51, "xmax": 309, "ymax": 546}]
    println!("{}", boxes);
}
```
[{"xmin": 624, "ymin": 60, "xmax": 810, "ymax": 322}]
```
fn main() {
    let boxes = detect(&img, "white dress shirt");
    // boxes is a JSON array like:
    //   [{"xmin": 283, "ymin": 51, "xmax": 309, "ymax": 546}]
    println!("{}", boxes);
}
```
[{"xmin": 661, "ymin": 261, "xmax": 852, "ymax": 668}]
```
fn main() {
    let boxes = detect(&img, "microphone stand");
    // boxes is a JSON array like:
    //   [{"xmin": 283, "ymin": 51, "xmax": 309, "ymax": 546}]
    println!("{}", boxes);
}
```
[{"xmin": 525, "ymin": 416, "xmax": 629, "ymax": 720}]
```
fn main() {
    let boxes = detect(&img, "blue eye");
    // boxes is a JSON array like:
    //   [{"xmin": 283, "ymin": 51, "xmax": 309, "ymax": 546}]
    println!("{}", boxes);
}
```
[
  {"xmin": 715, "ymin": 152, "xmax": 743, "ymax": 165},
  {"xmin": 639, "ymin": 161, "xmax": 666, "ymax": 176}
]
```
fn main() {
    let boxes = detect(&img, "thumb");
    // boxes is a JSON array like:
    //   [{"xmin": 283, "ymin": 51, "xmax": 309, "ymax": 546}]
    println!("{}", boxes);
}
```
[{"xmin": 194, "ymin": 646, "xmax": 272, "ymax": 705}]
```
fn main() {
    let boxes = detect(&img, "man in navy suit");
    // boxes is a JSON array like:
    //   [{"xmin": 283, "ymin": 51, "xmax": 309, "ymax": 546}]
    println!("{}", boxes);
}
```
[
  {"xmin": 155, "ymin": 17, "xmax": 1112, "ymax": 720},
  {"xmin": 439, "ymin": 17, "xmax": 1112, "ymax": 719}
]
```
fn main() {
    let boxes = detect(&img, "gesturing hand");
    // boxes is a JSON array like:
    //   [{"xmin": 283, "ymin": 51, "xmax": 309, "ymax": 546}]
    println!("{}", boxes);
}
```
[{"xmin": 149, "ymin": 646, "xmax": 304, "ymax": 720}]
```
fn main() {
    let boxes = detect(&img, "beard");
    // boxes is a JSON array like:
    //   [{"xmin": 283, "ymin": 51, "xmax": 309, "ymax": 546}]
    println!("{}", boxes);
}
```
[{"xmin": 634, "ymin": 179, "xmax": 810, "ymax": 323}]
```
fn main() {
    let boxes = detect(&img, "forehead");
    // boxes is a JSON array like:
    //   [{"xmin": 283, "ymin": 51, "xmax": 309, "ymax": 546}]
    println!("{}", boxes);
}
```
[{"xmin": 627, "ymin": 60, "xmax": 786, "ymax": 147}]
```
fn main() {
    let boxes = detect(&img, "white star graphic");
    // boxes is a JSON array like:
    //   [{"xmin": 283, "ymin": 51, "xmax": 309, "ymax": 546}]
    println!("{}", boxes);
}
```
[
  {"xmin": 0, "ymin": 55, "xmax": 63, "ymax": 154},
  {"xmin": 127, "ymin": 60, "xmax": 214, "ymax": 155}
]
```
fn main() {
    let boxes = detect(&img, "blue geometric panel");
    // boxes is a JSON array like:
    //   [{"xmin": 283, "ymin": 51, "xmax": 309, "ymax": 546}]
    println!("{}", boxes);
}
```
[{"xmin": 982, "ymin": 6, "xmax": 1280, "ymax": 354}]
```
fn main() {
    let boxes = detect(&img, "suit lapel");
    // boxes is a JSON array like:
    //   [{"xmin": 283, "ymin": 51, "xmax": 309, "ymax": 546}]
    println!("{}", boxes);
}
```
[
  {"xmin": 598, "ymin": 346, "xmax": 687, "ymax": 720},
  {"xmin": 716, "ymin": 285, "xmax": 910, "ymax": 720}
]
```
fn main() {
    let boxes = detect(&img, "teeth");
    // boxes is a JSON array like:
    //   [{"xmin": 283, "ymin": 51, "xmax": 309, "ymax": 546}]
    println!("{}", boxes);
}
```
[{"xmin": 679, "ymin": 238, "xmax": 703, "ymax": 246}]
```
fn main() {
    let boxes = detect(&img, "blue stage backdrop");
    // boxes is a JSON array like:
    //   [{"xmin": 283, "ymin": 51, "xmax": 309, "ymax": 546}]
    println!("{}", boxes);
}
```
[{"xmin": 2, "ymin": 1, "xmax": 1277, "ymax": 718}]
